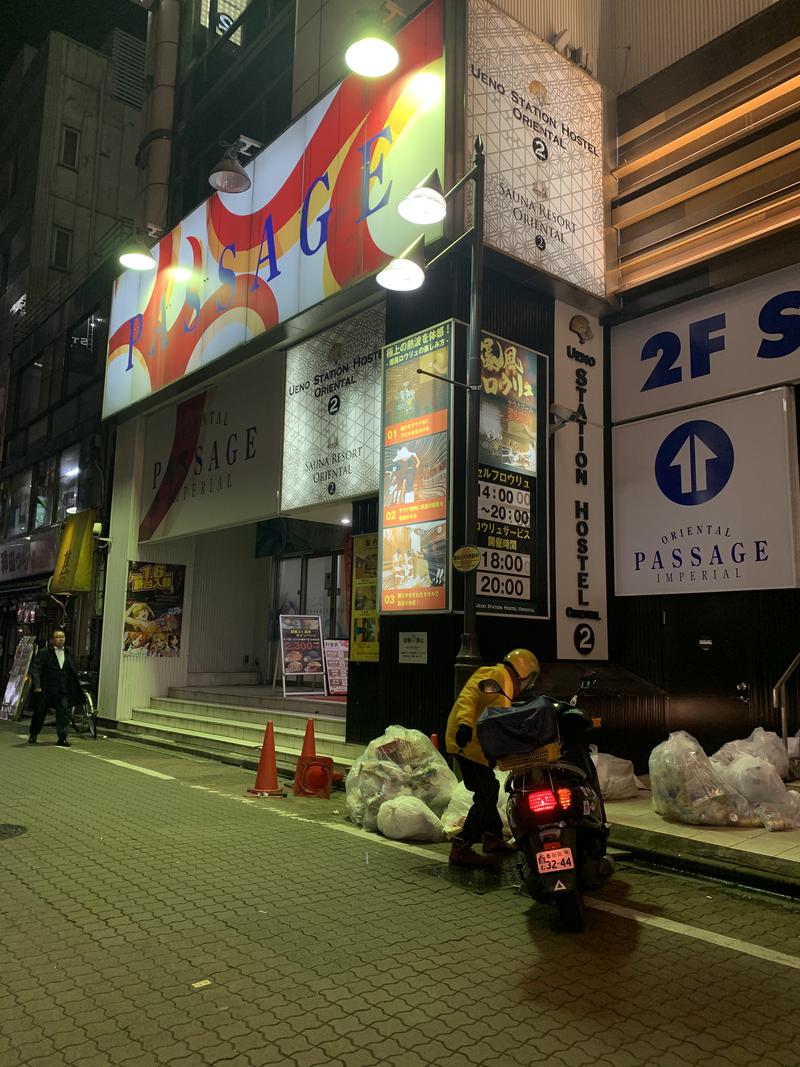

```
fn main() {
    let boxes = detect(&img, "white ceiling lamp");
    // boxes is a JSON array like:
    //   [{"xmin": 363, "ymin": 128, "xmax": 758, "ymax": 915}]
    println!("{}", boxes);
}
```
[
  {"xmin": 398, "ymin": 170, "xmax": 447, "ymax": 225},
  {"xmin": 209, "ymin": 140, "xmax": 251, "ymax": 194},
  {"xmin": 345, "ymin": 6, "xmax": 400, "ymax": 78},
  {"xmin": 376, "ymin": 236, "xmax": 426, "ymax": 291},
  {"xmin": 119, "ymin": 235, "xmax": 156, "ymax": 271}
]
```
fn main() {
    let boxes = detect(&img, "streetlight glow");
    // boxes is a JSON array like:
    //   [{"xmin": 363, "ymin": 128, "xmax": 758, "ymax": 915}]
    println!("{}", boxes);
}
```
[
  {"xmin": 398, "ymin": 171, "xmax": 447, "ymax": 225},
  {"xmin": 345, "ymin": 37, "xmax": 399, "ymax": 77},
  {"xmin": 376, "ymin": 238, "xmax": 426, "ymax": 291},
  {"xmin": 119, "ymin": 240, "xmax": 156, "ymax": 271}
]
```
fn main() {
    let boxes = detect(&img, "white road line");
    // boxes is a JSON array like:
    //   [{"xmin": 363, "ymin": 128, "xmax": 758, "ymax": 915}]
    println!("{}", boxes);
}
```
[
  {"xmin": 586, "ymin": 898, "xmax": 800, "ymax": 972},
  {"xmin": 69, "ymin": 749, "xmax": 174, "ymax": 779}
]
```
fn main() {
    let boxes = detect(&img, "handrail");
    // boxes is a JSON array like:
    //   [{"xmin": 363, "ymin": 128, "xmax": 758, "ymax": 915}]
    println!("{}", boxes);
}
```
[{"xmin": 771, "ymin": 650, "xmax": 800, "ymax": 744}]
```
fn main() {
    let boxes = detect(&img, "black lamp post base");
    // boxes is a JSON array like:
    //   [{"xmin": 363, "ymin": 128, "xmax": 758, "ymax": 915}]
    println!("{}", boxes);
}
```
[{"xmin": 454, "ymin": 632, "xmax": 482, "ymax": 697}]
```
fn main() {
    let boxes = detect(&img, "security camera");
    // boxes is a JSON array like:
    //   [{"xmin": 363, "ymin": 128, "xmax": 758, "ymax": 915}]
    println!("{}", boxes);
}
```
[{"xmin": 550, "ymin": 403, "xmax": 579, "ymax": 427}]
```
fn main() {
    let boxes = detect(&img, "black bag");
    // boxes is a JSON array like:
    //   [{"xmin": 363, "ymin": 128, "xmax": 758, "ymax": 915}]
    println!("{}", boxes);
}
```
[{"xmin": 476, "ymin": 695, "xmax": 563, "ymax": 759}]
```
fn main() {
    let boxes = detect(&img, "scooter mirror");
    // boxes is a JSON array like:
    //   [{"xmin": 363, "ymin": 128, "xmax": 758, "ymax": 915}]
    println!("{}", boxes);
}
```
[{"xmin": 478, "ymin": 679, "xmax": 503, "ymax": 694}]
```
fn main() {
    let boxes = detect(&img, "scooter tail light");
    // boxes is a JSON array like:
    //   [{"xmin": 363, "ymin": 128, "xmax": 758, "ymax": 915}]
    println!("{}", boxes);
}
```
[
  {"xmin": 557, "ymin": 787, "xmax": 573, "ymax": 810},
  {"xmin": 527, "ymin": 789, "xmax": 558, "ymax": 814}
]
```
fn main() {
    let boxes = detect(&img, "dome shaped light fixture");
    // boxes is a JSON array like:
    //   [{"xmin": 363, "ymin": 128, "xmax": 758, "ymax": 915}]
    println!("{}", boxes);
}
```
[
  {"xmin": 209, "ymin": 141, "xmax": 251, "ymax": 194},
  {"xmin": 345, "ymin": 7, "xmax": 399, "ymax": 77},
  {"xmin": 376, "ymin": 236, "xmax": 426, "ymax": 292},
  {"xmin": 119, "ymin": 235, "xmax": 156, "ymax": 271},
  {"xmin": 398, "ymin": 170, "xmax": 447, "ymax": 225}
]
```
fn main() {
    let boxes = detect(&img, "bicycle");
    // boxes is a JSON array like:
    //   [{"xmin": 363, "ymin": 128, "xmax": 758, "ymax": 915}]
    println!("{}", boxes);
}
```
[{"xmin": 70, "ymin": 674, "xmax": 97, "ymax": 739}]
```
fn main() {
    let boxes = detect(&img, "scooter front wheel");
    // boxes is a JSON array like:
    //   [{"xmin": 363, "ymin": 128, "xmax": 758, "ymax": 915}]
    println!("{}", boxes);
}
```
[{"xmin": 555, "ymin": 890, "xmax": 585, "ymax": 933}]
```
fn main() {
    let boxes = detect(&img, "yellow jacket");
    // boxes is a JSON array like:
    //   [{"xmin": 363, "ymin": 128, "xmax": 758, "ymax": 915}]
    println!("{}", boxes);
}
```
[{"xmin": 445, "ymin": 664, "xmax": 514, "ymax": 767}]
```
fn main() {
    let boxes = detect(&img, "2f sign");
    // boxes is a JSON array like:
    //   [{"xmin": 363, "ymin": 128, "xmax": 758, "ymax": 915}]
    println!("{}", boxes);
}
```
[{"xmin": 641, "ymin": 290, "xmax": 800, "ymax": 392}]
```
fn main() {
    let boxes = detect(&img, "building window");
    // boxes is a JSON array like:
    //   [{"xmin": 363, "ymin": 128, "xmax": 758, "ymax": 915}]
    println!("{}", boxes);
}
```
[
  {"xmin": 32, "ymin": 457, "xmax": 57, "ymax": 529},
  {"xmin": 51, "ymin": 227, "xmax": 72, "ymax": 271},
  {"xmin": 60, "ymin": 126, "xmax": 80, "ymax": 170},
  {"xmin": 16, "ymin": 347, "xmax": 53, "ymax": 427},
  {"xmin": 65, "ymin": 312, "xmax": 106, "ymax": 396},
  {"xmin": 56, "ymin": 445, "xmax": 81, "ymax": 521},
  {"xmin": 6, "ymin": 469, "xmax": 32, "ymax": 538}
]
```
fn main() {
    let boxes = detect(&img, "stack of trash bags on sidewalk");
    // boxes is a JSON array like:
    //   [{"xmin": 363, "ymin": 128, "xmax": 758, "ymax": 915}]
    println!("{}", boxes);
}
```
[
  {"xmin": 345, "ymin": 724, "xmax": 646, "ymax": 842},
  {"xmin": 649, "ymin": 727, "xmax": 800, "ymax": 831}
]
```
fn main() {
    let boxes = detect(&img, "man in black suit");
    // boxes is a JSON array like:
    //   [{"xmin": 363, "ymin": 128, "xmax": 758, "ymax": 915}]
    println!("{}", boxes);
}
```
[{"xmin": 28, "ymin": 629, "xmax": 85, "ymax": 746}]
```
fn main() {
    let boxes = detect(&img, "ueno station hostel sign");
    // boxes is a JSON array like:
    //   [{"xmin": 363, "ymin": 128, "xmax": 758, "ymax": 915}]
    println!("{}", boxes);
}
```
[
  {"xmin": 103, "ymin": 0, "xmax": 445, "ymax": 418},
  {"xmin": 466, "ymin": 0, "xmax": 605, "ymax": 298}
]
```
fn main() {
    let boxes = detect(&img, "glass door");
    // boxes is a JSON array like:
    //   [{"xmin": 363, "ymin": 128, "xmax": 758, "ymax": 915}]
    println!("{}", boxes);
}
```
[{"xmin": 271, "ymin": 552, "xmax": 344, "ymax": 682}]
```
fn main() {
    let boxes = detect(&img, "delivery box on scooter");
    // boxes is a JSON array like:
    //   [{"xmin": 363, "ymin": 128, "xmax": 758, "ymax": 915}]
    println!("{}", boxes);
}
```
[{"xmin": 477, "ymin": 695, "xmax": 563, "ymax": 760}]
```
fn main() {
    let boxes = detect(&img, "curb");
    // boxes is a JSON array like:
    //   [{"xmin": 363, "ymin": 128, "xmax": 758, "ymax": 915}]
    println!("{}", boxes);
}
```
[{"xmin": 609, "ymin": 824, "xmax": 800, "ymax": 899}]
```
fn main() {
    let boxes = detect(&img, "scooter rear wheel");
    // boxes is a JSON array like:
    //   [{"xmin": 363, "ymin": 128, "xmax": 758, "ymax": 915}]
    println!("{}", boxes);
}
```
[{"xmin": 556, "ymin": 890, "xmax": 585, "ymax": 933}]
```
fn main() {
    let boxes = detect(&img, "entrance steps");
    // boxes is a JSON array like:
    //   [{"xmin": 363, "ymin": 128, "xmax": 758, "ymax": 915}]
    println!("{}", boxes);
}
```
[{"xmin": 116, "ymin": 687, "xmax": 361, "ymax": 774}]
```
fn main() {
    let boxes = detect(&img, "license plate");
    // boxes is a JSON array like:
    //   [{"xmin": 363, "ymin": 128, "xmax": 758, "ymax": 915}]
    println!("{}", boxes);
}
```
[{"xmin": 536, "ymin": 847, "xmax": 574, "ymax": 874}]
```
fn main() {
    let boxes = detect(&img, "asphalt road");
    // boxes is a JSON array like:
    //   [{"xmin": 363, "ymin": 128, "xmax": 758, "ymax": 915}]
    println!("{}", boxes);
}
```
[{"xmin": 2, "ymin": 721, "xmax": 799, "ymax": 1067}]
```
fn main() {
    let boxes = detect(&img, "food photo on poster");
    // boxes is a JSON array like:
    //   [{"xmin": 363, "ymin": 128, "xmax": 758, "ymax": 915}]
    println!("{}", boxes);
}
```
[
  {"xmin": 123, "ymin": 562, "xmax": 186, "ymax": 657},
  {"xmin": 381, "ymin": 521, "xmax": 448, "ymax": 611},
  {"xmin": 383, "ymin": 433, "xmax": 448, "ymax": 525}
]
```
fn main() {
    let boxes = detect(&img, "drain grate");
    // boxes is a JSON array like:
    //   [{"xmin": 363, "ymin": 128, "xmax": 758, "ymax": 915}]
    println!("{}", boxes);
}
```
[
  {"xmin": 0, "ymin": 825, "xmax": 27, "ymax": 839},
  {"xmin": 414, "ymin": 858, "xmax": 521, "ymax": 895}
]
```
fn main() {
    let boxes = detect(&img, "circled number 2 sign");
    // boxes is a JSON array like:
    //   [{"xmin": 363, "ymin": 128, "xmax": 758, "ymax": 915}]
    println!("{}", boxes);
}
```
[
  {"xmin": 654, "ymin": 419, "xmax": 734, "ymax": 506},
  {"xmin": 574, "ymin": 624, "xmax": 595, "ymax": 656}
]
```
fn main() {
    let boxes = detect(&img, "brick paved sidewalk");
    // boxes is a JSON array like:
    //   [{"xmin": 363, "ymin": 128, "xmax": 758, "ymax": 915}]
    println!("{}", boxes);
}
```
[{"xmin": 1, "ymin": 723, "xmax": 799, "ymax": 1067}]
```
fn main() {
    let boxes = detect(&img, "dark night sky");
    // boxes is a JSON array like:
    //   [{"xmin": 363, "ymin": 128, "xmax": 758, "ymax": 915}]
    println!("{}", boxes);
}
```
[{"xmin": 0, "ymin": 0, "xmax": 147, "ymax": 81}]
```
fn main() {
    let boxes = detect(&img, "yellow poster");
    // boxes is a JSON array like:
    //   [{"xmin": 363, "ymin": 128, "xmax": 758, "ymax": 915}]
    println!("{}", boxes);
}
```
[{"xmin": 350, "ymin": 534, "xmax": 379, "ymax": 662}]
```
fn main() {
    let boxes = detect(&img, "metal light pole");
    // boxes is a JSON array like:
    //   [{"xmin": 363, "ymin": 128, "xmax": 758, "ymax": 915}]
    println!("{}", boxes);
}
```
[{"xmin": 454, "ymin": 135, "xmax": 485, "ymax": 697}]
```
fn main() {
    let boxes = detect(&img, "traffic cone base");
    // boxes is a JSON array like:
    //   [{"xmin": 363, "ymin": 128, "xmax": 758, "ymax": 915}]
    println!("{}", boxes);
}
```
[{"xmin": 246, "ymin": 721, "xmax": 287, "ymax": 798}]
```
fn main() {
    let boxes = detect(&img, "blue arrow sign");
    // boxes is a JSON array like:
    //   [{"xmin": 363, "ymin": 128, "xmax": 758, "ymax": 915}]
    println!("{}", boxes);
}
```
[{"xmin": 654, "ymin": 419, "xmax": 734, "ymax": 505}]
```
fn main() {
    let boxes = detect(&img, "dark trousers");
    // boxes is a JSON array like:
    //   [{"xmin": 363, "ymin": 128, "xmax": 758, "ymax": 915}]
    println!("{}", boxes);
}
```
[
  {"xmin": 30, "ymin": 694, "xmax": 71, "ymax": 741},
  {"xmin": 456, "ymin": 756, "xmax": 504, "ymax": 844}
]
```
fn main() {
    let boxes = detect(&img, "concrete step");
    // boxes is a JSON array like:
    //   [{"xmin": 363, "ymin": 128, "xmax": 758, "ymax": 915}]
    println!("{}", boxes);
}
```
[
  {"xmin": 150, "ymin": 697, "xmax": 347, "ymax": 738},
  {"xmin": 185, "ymin": 672, "xmax": 259, "ymax": 686},
  {"xmin": 126, "ymin": 706, "xmax": 362, "ymax": 771},
  {"xmin": 166, "ymin": 687, "xmax": 345, "ymax": 718}
]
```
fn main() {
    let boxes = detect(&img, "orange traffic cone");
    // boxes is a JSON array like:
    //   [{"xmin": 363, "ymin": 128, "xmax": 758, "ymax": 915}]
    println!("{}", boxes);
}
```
[
  {"xmin": 246, "ymin": 722, "xmax": 286, "ymax": 797},
  {"xmin": 293, "ymin": 755, "xmax": 334, "ymax": 798},
  {"xmin": 300, "ymin": 718, "xmax": 317, "ymax": 758},
  {"xmin": 430, "ymin": 733, "xmax": 440, "ymax": 751}
]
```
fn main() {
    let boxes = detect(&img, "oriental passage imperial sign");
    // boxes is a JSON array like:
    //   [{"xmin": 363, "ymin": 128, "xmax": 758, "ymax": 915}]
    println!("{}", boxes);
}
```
[{"xmin": 103, "ymin": 0, "xmax": 445, "ymax": 418}]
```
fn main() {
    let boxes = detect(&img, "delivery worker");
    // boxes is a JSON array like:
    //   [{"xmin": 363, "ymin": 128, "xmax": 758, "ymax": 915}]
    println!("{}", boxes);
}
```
[{"xmin": 445, "ymin": 648, "xmax": 540, "ymax": 867}]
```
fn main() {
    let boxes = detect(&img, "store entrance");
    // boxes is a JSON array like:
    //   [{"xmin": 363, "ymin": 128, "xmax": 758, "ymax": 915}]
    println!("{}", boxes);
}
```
[{"xmin": 273, "ymin": 551, "xmax": 346, "ymax": 680}]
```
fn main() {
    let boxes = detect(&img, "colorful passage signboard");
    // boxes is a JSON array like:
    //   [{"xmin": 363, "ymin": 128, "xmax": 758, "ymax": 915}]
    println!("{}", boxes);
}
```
[
  {"xmin": 476, "ymin": 332, "xmax": 549, "ymax": 617},
  {"xmin": 379, "ymin": 321, "xmax": 453, "ymax": 613}
]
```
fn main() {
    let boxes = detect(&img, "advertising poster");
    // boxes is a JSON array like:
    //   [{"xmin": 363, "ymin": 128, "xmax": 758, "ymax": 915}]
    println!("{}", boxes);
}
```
[
  {"xmin": 379, "ymin": 322, "xmax": 453, "ymax": 613},
  {"xmin": 613, "ymin": 388, "xmax": 800, "ymax": 595},
  {"xmin": 475, "ymin": 331, "xmax": 549, "ymax": 617},
  {"xmin": 123, "ymin": 562, "xmax": 186, "ymax": 657},
  {"xmin": 323, "ymin": 640, "xmax": 349, "ymax": 695},
  {"xmin": 466, "ymin": 0, "xmax": 605, "ymax": 298},
  {"xmin": 351, "ymin": 534, "xmax": 380, "ymax": 662},
  {"xmin": 104, "ymin": 0, "xmax": 445, "ymax": 419},
  {"xmin": 1, "ymin": 636, "xmax": 36, "ymax": 720},
  {"xmin": 282, "ymin": 307, "xmax": 385, "ymax": 510},
  {"xmin": 279, "ymin": 615, "xmax": 326, "ymax": 695}
]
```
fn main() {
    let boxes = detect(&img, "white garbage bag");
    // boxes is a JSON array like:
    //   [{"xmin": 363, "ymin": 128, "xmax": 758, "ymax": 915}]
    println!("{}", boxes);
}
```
[
  {"xmin": 649, "ymin": 731, "xmax": 763, "ymax": 827},
  {"xmin": 376, "ymin": 796, "xmax": 444, "ymax": 841},
  {"xmin": 345, "ymin": 725, "xmax": 457, "ymax": 832},
  {"xmin": 590, "ymin": 749, "xmax": 640, "ymax": 800},
  {"xmin": 715, "ymin": 754, "xmax": 800, "ymax": 831},
  {"xmin": 440, "ymin": 770, "xmax": 512, "ymax": 838},
  {"xmin": 711, "ymin": 727, "xmax": 789, "ymax": 781}
]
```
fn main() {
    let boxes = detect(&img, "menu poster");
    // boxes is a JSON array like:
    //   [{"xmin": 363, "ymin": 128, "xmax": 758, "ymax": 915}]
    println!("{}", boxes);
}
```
[
  {"xmin": 475, "ymin": 332, "xmax": 549, "ymax": 617},
  {"xmin": 324, "ymin": 639, "xmax": 349, "ymax": 695},
  {"xmin": 351, "ymin": 534, "xmax": 380, "ymax": 662},
  {"xmin": 123, "ymin": 562, "xmax": 186, "ymax": 657},
  {"xmin": 279, "ymin": 615, "xmax": 327, "ymax": 695},
  {"xmin": 1, "ymin": 635, "xmax": 36, "ymax": 720},
  {"xmin": 379, "ymin": 321, "xmax": 453, "ymax": 613}
]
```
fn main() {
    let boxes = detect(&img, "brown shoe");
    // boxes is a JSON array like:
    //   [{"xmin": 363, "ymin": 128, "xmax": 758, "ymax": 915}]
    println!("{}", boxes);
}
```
[
  {"xmin": 449, "ymin": 839, "xmax": 498, "ymax": 868},
  {"xmin": 482, "ymin": 833, "xmax": 517, "ymax": 855}
]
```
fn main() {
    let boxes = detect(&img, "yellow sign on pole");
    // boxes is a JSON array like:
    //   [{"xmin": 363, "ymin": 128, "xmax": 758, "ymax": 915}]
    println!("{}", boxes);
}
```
[{"xmin": 50, "ymin": 510, "xmax": 96, "ymax": 593}]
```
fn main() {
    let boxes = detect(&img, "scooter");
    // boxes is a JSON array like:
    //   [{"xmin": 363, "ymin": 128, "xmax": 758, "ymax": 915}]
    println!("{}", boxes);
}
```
[{"xmin": 477, "ymin": 675, "xmax": 614, "ymax": 932}]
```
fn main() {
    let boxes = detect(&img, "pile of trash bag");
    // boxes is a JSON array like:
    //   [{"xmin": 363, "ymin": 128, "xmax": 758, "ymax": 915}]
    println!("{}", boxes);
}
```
[
  {"xmin": 711, "ymin": 727, "xmax": 790, "ymax": 781},
  {"xmin": 590, "ymin": 748, "xmax": 641, "ymax": 800},
  {"xmin": 440, "ymin": 771, "xmax": 511, "ymax": 838},
  {"xmin": 377, "ymin": 796, "xmax": 444, "ymax": 842},
  {"xmin": 649, "ymin": 730, "xmax": 799, "ymax": 830},
  {"xmin": 345, "ymin": 725, "xmax": 456, "ymax": 837}
]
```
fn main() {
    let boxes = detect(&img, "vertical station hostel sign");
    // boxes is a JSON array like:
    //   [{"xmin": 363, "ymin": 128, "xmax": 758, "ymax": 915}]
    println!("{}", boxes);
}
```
[
  {"xmin": 466, "ymin": 0, "xmax": 605, "ymax": 298},
  {"xmin": 103, "ymin": 0, "xmax": 446, "ymax": 418},
  {"xmin": 475, "ymin": 331, "xmax": 548, "ymax": 617},
  {"xmin": 379, "ymin": 321, "xmax": 453, "ymax": 613},
  {"xmin": 553, "ymin": 303, "xmax": 607, "ymax": 659},
  {"xmin": 281, "ymin": 306, "xmax": 385, "ymax": 510}
]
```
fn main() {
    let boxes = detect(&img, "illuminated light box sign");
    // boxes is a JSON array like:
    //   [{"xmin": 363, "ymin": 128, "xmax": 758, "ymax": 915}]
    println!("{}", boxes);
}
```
[{"xmin": 104, "ymin": 0, "xmax": 445, "ymax": 418}]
